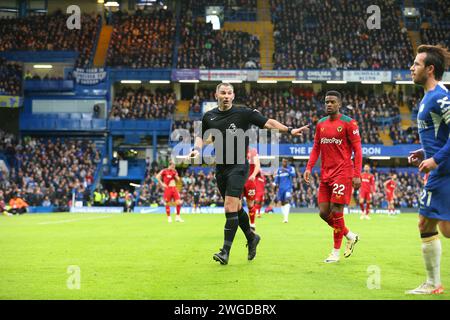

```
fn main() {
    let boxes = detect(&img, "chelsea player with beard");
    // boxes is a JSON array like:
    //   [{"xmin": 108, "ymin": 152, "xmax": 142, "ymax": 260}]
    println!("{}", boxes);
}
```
[{"xmin": 407, "ymin": 45, "xmax": 450, "ymax": 294}]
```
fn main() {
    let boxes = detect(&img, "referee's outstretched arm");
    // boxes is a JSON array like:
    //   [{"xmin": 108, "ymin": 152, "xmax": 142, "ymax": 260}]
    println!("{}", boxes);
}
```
[{"xmin": 264, "ymin": 118, "xmax": 309, "ymax": 136}]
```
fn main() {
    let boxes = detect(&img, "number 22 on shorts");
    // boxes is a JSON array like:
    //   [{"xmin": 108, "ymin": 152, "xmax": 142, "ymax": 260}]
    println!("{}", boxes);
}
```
[{"xmin": 333, "ymin": 183, "xmax": 345, "ymax": 195}]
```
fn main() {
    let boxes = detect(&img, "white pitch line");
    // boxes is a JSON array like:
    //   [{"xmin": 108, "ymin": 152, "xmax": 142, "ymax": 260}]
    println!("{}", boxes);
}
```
[{"xmin": 38, "ymin": 216, "xmax": 114, "ymax": 225}]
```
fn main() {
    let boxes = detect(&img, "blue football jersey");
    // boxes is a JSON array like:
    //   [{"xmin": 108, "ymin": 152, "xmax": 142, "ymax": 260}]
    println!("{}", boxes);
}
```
[
  {"xmin": 417, "ymin": 82, "xmax": 450, "ymax": 176},
  {"xmin": 274, "ymin": 165, "xmax": 296, "ymax": 190}
]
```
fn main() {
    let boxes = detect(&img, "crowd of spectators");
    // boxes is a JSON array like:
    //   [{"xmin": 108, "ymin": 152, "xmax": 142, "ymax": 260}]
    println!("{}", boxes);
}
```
[
  {"xmin": 178, "ymin": 16, "xmax": 261, "ymax": 69},
  {"xmin": 270, "ymin": 0, "xmax": 413, "ymax": 70},
  {"xmin": 389, "ymin": 124, "xmax": 419, "ymax": 144},
  {"xmin": 106, "ymin": 9, "xmax": 176, "ymax": 68},
  {"xmin": 421, "ymin": 0, "xmax": 449, "ymax": 23},
  {"xmin": 109, "ymin": 87, "xmax": 176, "ymax": 120},
  {"xmin": 0, "ymin": 58, "xmax": 22, "ymax": 95},
  {"xmin": 0, "ymin": 135, "xmax": 101, "ymax": 211},
  {"xmin": 0, "ymin": 11, "xmax": 100, "ymax": 68},
  {"xmin": 420, "ymin": 0, "xmax": 449, "ymax": 48},
  {"xmin": 421, "ymin": 25, "xmax": 450, "ymax": 49}
]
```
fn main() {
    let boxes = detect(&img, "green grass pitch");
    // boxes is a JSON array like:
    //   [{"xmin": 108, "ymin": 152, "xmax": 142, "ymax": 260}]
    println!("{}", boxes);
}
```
[{"xmin": 0, "ymin": 212, "xmax": 448, "ymax": 300}]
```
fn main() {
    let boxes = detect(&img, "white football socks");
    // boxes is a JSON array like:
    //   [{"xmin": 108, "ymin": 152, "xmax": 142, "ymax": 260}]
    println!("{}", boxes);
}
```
[
  {"xmin": 282, "ymin": 203, "xmax": 290, "ymax": 221},
  {"xmin": 345, "ymin": 230, "xmax": 356, "ymax": 241},
  {"xmin": 422, "ymin": 236, "xmax": 441, "ymax": 287}
]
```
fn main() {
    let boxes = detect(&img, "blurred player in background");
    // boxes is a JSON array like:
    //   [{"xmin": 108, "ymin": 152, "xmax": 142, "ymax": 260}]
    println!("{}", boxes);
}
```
[
  {"xmin": 156, "ymin": 160, "xmax": 184, "ymax": 223},
  {"xmin": 243, "ymin": 147, "xmax": 264, "ymax": 230},
  {"xmin": 255, "ymin": 173, "xmax": 266, "ymax": 219},
  {"xmin": 359, "ymin": 164, "xmax": 375, "ymax": 219},
  {"xmin": 274, "ymin": 158, "xmax": 296, "ymax": 223},
  {"xmin": 192, "ymin": 185, "xmax": 201, "ymax": 213},
  {"xmin": 406, "ymin": 44, "xmax": 450, "ymax": 294},
  {"xmin": 304, "ymin": 90, "xmax": 362, "ymax": 263},
  {"xmin": 384, "ymin": 174, "xmax": 397, "ymax": 215}
]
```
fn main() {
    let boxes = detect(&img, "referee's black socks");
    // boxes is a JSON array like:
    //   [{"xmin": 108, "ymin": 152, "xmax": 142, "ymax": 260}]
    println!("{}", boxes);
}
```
[
  {"xmin": 238, "ymin": 207, "xmax": 255, "ymax": 241},
  {"xmin": 223, "ymin": 212, "xmax": 239, "ymax": 253}
]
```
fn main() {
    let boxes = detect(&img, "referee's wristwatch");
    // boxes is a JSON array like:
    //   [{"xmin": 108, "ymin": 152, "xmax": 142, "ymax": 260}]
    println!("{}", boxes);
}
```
[{"xmin": 286, "ymin": 126, "xmax": 293, "ymax": 135}]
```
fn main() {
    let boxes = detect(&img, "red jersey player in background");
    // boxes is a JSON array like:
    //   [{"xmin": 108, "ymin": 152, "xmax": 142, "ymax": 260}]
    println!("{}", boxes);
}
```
[
  {"xmin": 384, "ymin": 173, "xmax": 397, "ymax": 216},
  {"xmin": 304, "ymin": 90, "xmax": 362, "ymax": 263},
  {"xmin": 359, "ymin": 164, "xmax": 375, "ymax": 220},
  {"xmin": 243, "ymin": 147, "xmax": 265, "ymax": 230},
  {"xmin": 156, "ymin": 160, "xmax": 184, "ymax": 223}
]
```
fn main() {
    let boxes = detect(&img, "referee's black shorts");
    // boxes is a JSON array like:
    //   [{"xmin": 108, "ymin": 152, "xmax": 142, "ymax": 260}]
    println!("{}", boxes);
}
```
[{"xmin": 215, "ymin": 164, "xmax": 249, "ymax": 199}]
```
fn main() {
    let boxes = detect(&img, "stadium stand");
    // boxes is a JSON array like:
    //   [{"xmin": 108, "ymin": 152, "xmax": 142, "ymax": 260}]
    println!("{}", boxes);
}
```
[
  {"xmin": 106, "ymin": 9, "xmax": 176, "ymax": 68},
  {"xmin": 0, "ymin": 135, "xmax": 101, "ymax": 211},
  {"xmin": 270, "ymin": 0, "xmax": 414, "ymax": 70},
  {"xmin": 177, "ymin": 16, "xmax": 261, "ymax": 69},
  {"xmin": 0, "ymin": 58, "xmax": 22, "ymax": 95},
  {"xmin": 109, "ymin": 87, "xmax": 176, "ymax": 120},
  {"xmin": 420, "ymin": 0, "xmax": 449, "ymax": 47},
  {"xmin": 0, "ymin": 11, "xmax": 100, "ymax": 68}
]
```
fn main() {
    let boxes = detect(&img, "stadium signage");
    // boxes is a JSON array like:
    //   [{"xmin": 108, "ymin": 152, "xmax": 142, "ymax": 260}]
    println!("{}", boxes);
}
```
[
  {"xmin": 343, "ymin": 70, "xmax": 391, "ymax": 82},
  {"xmin": 297, "ymin": 70, "xmax": 342, "ymax": 81},
  {"xmin": 0, "ymin": 95, "xmax": 23, "ymax": 108},
  {"xmin": 199, "ymin": 69, "xmax": 259, "ymax": 81},
  {"xmin": 259, "ymin": 70, "xmax": 296, "ymax": 80},
  {"xmin": 174, "ymin": 143, "xmax": 420, "ymax": 158},
  {"xmin": 171, "ymin": 69, "xmax": 200, "ymax": 81},
  {"xmin": 443, "ymin": 72, "xmax": 450, "ymax": 83},
  {"xmin": 259, "ymin": 144, "xmax": 420, "ymax": 157},
  {"xmin": 156, "ymin": 69, "xmax": 449, "ymax": 83},
  {"xmin": 73, "ymin": 68, "xmax": 107, "ymax": 85}
]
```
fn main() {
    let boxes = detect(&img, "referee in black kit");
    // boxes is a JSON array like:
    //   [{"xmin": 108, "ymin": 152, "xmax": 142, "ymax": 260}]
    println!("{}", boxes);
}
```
[{"xmin": 188, "ymin": 82, "xmax": 309, "ymax": 265}]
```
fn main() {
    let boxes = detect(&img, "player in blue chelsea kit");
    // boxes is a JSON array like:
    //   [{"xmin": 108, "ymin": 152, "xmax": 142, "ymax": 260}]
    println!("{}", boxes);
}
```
[
  {"xmin": 407, "ymin": 45, "xmax": 450, "ymax": 295},
  {"xmin": 274, "ymin": 158, "xmax": 296, "ymax": 223}
]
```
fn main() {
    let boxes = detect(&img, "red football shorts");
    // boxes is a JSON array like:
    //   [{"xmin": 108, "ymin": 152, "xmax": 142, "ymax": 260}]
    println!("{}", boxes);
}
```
[
  {"xmin": 255, "ymin": 176, "xmax": 265, "ymax": 203},
  {"xmin": 243, "ymin": 179, "xmax": 257, "ymax": 201},
  {"xmin": 164, "ymin": 186, "xmax": 180, "ymax": 202},
  {"xmin": 318, "ymin": 177, "xmax": 353, "ymax": 205},
  {"xmin": 386, "ymin": 191, "xmax": 394, "ymax": 202},
  {"xmin": 359, "ymin": 189, "xmax": 372, "ymax": 201}
]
